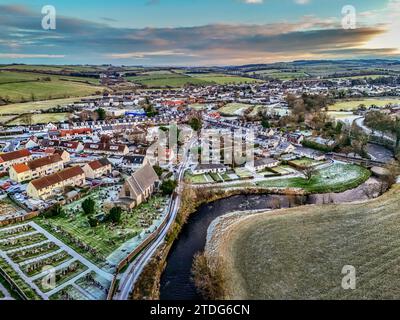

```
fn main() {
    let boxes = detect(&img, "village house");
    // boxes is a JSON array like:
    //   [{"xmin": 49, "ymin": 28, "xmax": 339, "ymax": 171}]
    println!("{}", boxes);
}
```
[
  {"xmin": 0, "ymin": 149, "xmax": 32, "ymax": 171},
  {"xmin": 24, "ymin": 136, "xmax": 40, "ymax": 150},
  {"xmin": 273, "ymin": 142, "xmax": 296, "ymax": 155},
  {"xmin": 45, "ymin": 149, "xmax": 71, "ymax": 163},
  {"xmin": 192, "ymin": 163, "xmax": 227, "ymax": 175},
  {"xmin": 40, "ymin": 140, "xmax": 84, "ymax": 153},
  {"xmin": 82, "ymin": 158, "xmax": 112, "ymax": 179},
  {"xmin": 287, "ymin": 132, "xmax": 305, "ymax": 146},
  {"xmin": 122, "ymin": 155, "xmax": 149, "ymax": 169},
  {"xmin": 118, "ymin": 164, "xmax": 159, "ymax": 209},
  {"xmin": 246, "ymin": 157, "xmax": 280, "ymax": 172},
  {"xmin": 9, "ymin": 154, "xmax": 64, "ymax": 183},
  {"xmin": 27, "ymin": 166, "xmax": 86, "ymax": 200},
  {"xmin": 83, "ymin": 142, "xmax": 129, "ymax": 156}
]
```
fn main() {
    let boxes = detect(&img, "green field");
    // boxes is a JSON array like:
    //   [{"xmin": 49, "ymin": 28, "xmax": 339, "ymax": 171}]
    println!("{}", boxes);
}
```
[
  {"xmin": 0, "ymin": 71, "xmax": 104, "ymax": 104},
  {"xmin": 288, "ymin": 157, "xmax": 324, "ymax": 168},
  {"xmin": 257, "ymin": 164, "xmax": 370, "ymax": 193},
  {"xmin": 7, "ymin": 113, "xmax": 69, "ymax": 125},
  {"xmin": 127, "ymin": 73, "xmax": 210, "ymax": 87},
  {"xmin": 329, "ymin": 98, "xmax": 400, "ymax": 111},
  {"xmin": 185, "ymin": 172, "xmax": 211, "ymax": 184},
  {"xmin": 0, "ymin": 64, "xmax": 102, "ymax": 73},
  {"xmin": 209, "ymin": 185, "xmax": 400, "ymax": 299},
  {"xmin": 219, "ymin": 103, "xmax": 253, "ymax": 116},
  {"xmin": 0, "ymin": 96, "xmax": 98, "ymax": 115},
  {"xmin": 187, "ymin": 73, "xmax": 260, "ymax": 84},
  {"xmin": 247, "ymin": 69, "xmax": 309, "ymax": 80}
]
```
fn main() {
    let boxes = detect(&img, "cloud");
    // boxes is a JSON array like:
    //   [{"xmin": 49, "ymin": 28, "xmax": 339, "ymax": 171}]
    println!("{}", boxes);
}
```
[
  {"xmin": 0, "ymin": 54, "xmax": 65, "ymax": 58},
  {"xmin": 0, "ymin": 4, "xmax": 395, "ymax": 65},
  {"xmin": 241, "ymin": 0, "xmax": 264, "ymax": 4}
]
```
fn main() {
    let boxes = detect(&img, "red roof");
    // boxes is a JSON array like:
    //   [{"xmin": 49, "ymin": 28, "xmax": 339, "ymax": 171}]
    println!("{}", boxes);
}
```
[
  {"xmin": 12, "ymin": 163, "xmax": 30, "ymax": 174},
  {"xmin": 0, "ymin": 149, "xmax": 31, "ymax": 163}
]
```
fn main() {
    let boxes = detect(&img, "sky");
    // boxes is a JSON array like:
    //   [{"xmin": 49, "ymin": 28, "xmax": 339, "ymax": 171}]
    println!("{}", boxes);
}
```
[{"xmin": 0, "ymin": 0, "xmax": 399, "ymax": 66}]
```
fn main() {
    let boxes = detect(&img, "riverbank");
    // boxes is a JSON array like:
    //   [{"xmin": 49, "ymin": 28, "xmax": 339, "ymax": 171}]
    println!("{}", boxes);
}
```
[
  {"xmin": 205, "ymin": 184, "xmax": 400, "ymax": 300},
  {"xmin": 132, "ymin": 175, "xmax": 386, "ymax": 300}
]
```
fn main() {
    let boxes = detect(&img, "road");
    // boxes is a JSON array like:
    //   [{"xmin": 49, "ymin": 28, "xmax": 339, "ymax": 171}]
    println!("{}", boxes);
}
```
[
  {"xmin": 114, "ymin": 135, "xmax": 196, "ymax": 300},
  {"xmin": 354, "ymin": 117, "xmax": 395, "ymax": 142}
]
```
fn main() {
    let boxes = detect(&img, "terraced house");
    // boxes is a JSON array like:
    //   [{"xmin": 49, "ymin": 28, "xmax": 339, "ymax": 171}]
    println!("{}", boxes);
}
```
[
  {"xmin": 82, "ymin": 158, "xmax": 112, "ymax": 179},
  {"xmin": 9, "ymin": 154, "xmax": 64, "ymax": 183},
  {"xmin": 0, "ymin": 149, "xmax": 32, "ymax": 171},
  {"xmin": 27, "ymin": 166, "xmax": 86, "ymax": 200},
  {"xmin": 83, "ymin": 142, "xmax": 129, "ymax": 156},
  {"xmin": 40, "ymin": 140, "xmax": 84, "ymax": 153}
]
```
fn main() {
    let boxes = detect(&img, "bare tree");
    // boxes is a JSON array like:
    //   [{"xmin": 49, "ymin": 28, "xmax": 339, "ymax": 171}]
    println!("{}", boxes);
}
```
[
  {"xmin": 301, "ymin": 166, "xmax": 317, "ymax": 181},
  {"xmin": 20, "ymin": 113, "xmax": 33, "ymax": 126}
]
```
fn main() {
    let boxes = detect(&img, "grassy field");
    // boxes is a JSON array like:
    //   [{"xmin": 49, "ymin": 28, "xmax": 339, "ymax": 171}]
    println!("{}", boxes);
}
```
[
  {"xmin": 329, "ymin": 98, "xmax": 400, "ymax": 111},
  {"xmin": 288, "ymin": 157, "xmax": 324, "ymax": 168},
  {"xmin": 219, "ymin": 103, "xmax": 253, "ymax": 116},
  {"xmin": 0, "ymin": 71, "xmax": 103, "ymax": 104},
  {"xmin": 0, "ymin": 96, "xmax": 98, "ymax": 115},
  {"xmin": 127, "ymin": 73, "xmax": 210, "ymax": 87},
  {"xmin": 7, "ymin": 113, "xmax": 69, "ymax": 125},
  {"xmin": 187, "ymin": 73, "xmax": 260, "ymax": 84},
  {"xmin": 208, "ymin": 184, "xmax": 400, "ymax": 299},
  {"xmin": 247, "ymin": 69, "xmax": 309, "ymax": 80},
  {"xmin": 257, "ymin": 164, "xmax": 370, "ymax": 193},
  {"xmin": 0, "ymin": 65, "xmax": 102, "ymax": 73}
]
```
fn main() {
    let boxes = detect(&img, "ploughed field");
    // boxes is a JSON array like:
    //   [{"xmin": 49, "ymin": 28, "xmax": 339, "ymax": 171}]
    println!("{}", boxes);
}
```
[{"xmin": 207, "ymin": 185, "xmax": 400, "ymax": 299}]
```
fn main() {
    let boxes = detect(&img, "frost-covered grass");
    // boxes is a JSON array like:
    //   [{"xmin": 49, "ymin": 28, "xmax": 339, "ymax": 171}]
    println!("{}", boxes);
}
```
[
  {"xmin": 209, "ymin": 185, "xmax": 400, "ymax": 299},
  {"xmin": 257, "ymin": 164, "xmax": 370, "ymax": 193}
]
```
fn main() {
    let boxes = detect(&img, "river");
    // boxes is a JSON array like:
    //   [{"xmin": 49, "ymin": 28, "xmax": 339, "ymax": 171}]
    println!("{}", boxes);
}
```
[{"xmin": 159, "ymin": 178, "xmax": 385, "ymax": 300}]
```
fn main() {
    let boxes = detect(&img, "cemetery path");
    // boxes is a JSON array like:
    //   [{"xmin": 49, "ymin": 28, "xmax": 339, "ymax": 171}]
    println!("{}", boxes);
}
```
[
  {"xmin": 0, "ymin": 282, "xmax": 14, "ymax": 300},
  {"xmin": 28, "ymin": 222, "xmax": 113, "ymax": 281}
]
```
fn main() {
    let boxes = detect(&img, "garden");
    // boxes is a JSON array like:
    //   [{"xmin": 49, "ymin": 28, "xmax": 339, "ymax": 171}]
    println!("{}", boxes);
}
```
[{"xmin": 256, "ymin": 164, "xmax": 371, "ymax": 193}]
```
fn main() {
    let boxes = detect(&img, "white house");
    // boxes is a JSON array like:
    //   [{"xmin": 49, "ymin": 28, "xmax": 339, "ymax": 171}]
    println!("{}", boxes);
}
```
[{"xmin": 192, "ymin": 164, "xmax": 227, "ymax": 175}]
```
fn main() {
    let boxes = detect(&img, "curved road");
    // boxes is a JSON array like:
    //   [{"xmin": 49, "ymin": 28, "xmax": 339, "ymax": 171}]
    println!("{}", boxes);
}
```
[{"xmin": 114, "ymin": 136, "xmax": 196, "ymax": 300}]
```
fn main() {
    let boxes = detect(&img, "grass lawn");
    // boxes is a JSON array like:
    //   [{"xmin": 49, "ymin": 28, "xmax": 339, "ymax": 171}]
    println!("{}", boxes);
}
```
[
  {"xmin": 185, "ymin": 172, "xmax": 210, "ymax": 184},
  {"xmin": 209, "ymin": 185, "xmax": 400, "ymax": 299},
  {"xmin": 289, "ymin": 157, "xmax": 323, "ymax": 168},
  {"xmin": 328, "ymin": 98, "xmax": 400, "ymax": 111},
  {"xmin": 234, "ymin": 168, "xmax": 254, "ymax": 179},
  {"xmin": 257, "ymin": 164, "xmax": 370, "ymax": 193},
  {"xmin": 209, "ymin": 173, "xmax": 223, "ymax": 183},
  {"xmin": 0, "ymin": 71, "xmax": 104, "ymax": 104},
  {"xmin": 36, "ymin": 188, "xmax": 168, "ymax": 263},
  {"xmin": 189, "ymin": 103, "xmax": 208, "ymax": 110},
  {"xmin": 219, "ymin": 103, "xmax": 253, "ymax": 116}
]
